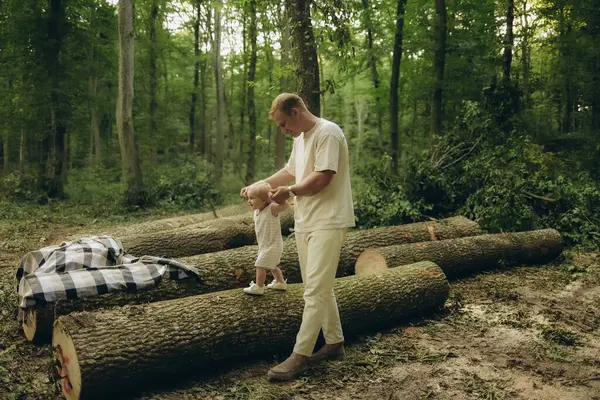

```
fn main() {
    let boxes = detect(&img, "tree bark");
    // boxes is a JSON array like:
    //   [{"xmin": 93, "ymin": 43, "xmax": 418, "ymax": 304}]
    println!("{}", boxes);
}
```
[
  {"xmin": 355, "ymin": 229, "xmax": 563, "ymax": 279},
  {"xmin": 212, "ymin": 0, "xmax": 225, "ymax": 180},
  {"xmin": 389, "ymin": 0, "xmax": 407, "ymax": 173},
  {"xmin": 28, "ymin": 218, "xmax": 474, "ymax": 343},
  {"xmin": 245, "ymin": 0, "xmax": 257, "ymax": 185},
  {"xmin": 119, "ymin": 208, "xmax": 295, "ymax": 258},
  {"xmin": 53, "ymin": 262, "xmax": 449, "ymax": 400},
  {"xmin": 117, "ymin": 0, "xmax": 145, "ymax": 206},
  {"xmin": 45, "ymin": 0, "xmax": 67, "ymax": 198},
  {"xmin": 503, "ymin": 0, "xmax": 514, "ymax": 82},
  {"xmin": 361, "ymin": 0, "xmax": 382, "ymax": 143},
  {"xmin": 189, "ymin": 0, "xmax": 201, "ymax": 151},
  {"xmin": 149, "ymin": 0, "xmax": 159, "ymax": 164},
  {"xmin": 177, "ymin": 217, "xmax": 480, "ymax": 292},
  {"xmin": 430, "ymin": 0, "xmax": 447, "ymax": 137},
  {"xmin": 88, "ymin": 75, "xmax": 102, "ymax": 165},
  {"xmin": 276, "ymin": 4, "xmax": 292, "ymax": 169},
  {"xmin": 287, "ymin": 0, "xmax": 320, "ymax": 116}
]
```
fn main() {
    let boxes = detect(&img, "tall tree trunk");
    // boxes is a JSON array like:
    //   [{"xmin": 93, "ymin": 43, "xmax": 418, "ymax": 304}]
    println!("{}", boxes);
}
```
[
  {"xmin": 149, "ymin": 0, "xmax": 159, "ymax": 164},
  {"xmin": 199, "ymin": 2, "xmax": 208, "ymax": 157},
  {"xmin": 213, "ymin": 0, "xmax": 225, "ymax": 180},
  {"xmin": 558, "ymin": 4, "xmax": 572, "ymax": 134},
  {"xmin": 117, "ymin": 0, "xmax": 145, "ymax": 206},
  {"xmin": 238, "ymin": 12, "xmax": 247, "ymax": 157},
  {"xmin": 89, "ymin": 75, "xmax": 102, "ymax": 165},
  {"xmin": 430, "ymin": 0, "xmax": 447, "ymax": 137},
  {"xmin": 389, "ymin": 0, "xmax": 407, "ymax": 173},
  {"xmin": 275, "ymin": 5, "xmax": 291, "ymax": 169},
  {"xmin": 189, "ymin": 0, "xmax": 200, "ymax": 152},
  {"xmin": 286, "ymin": 0, "xmax": 320, "ymax": 116},
  {"xmin": 245, "ymin": 0, "xmax": 257, "ymax": 185},
  {"xmin": 361, "ymin": 0, "xmax": 382, "ymax": 143},
  {"xmin": 19, "ymin": 128, "xmax": 24, "ymax": 172},
  {"xmin": 519, "ymin": 0, "xmax": 530, "ymax": 109},
  {"xmin": 45, "ymin": 0, "xmax": 67, "ymax": 198},
  {"xmin": 503, "ymin": 0, "xmax": 514, "ymax": 82}
]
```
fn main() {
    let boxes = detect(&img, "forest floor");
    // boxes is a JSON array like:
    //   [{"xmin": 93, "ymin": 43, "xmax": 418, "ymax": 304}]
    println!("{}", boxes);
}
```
[{"xmin": 1, "ymin": 205, "xmax": 599, "ymax": 400}]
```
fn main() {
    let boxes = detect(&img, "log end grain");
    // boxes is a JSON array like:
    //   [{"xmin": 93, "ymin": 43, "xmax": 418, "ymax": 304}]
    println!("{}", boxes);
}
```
[
  {"xmin": 354, "ymin": 249, "xmax": 389, "ymax": 276},
  {"xmin": 53, "ymin": 323, "xmax": 82, "ymax": 400}
]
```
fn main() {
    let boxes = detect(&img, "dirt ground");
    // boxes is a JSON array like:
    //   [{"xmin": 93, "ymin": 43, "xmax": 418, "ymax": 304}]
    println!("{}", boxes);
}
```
[{"xmin": 1, "ymin": 221, "xmax": 599, "ymax": 400}]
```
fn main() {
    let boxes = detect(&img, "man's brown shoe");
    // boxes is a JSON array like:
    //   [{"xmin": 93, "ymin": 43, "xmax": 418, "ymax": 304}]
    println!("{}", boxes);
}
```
[
  {"xmin": 267, "ymin": 353, "xmax": 307, "ymax": 381},
  {"xmin": 307, "ymin": 342, "xmax": 345, "ymax": 364}
]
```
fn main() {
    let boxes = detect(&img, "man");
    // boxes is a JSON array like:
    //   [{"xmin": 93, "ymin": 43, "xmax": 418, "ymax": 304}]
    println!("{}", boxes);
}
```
[{"xmin": 240, "ymin": 93, "xmax": 355, "ymax": 381}]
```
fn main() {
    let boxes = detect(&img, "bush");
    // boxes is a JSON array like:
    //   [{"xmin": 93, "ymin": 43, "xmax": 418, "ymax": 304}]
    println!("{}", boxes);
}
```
[
  {"xmin": 403, "ymin": 98, "xmax": 600, "ymax": 250},
  {"xmin": 147, "ymin": 155, "xmax": 222, "ymax": 210},
  {"xmin": 353, "ymin": 155, "xmax": 431, "ymax": 228},
  {"xmin": 0, "ymin": 171, "xmax": 47, "ymax": 203}
]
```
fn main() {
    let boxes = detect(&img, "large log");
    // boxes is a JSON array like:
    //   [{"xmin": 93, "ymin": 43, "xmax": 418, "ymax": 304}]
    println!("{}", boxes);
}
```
[
  {"xmin": 23, "ymin": 217, "xmax": 479, "ymax": 342},
  {"xmin": 52, "ymin": 262, "xmax": 449, "ymax": 400},
  {"xmin": 355, "ymin": 228, "xmax": 563, "ymax": 278},
  {"xmin": 120, "ymin": 208, "xmax": 295, "ymax": 258},
  {"xmin": 22, "ymin": 278, "xmax": 200, "ymax": 343},
  {"xmin": 182, "ymin": 216, "xmax": 481, "ymax": 291},
  {"xmin": 69, "ymin": 203, "xmax": 250, "ymax": 240}
]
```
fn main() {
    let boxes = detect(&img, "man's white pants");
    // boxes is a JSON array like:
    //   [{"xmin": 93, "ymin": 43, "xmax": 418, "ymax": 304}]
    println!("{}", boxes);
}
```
[{"xmin": 293, "ymin": 228, "xmax": 346, "ymax": 357}]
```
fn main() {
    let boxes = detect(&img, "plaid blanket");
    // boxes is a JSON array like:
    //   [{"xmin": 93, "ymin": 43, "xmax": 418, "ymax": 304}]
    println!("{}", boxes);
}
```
[{"xmin": 16, "ymin": 236, "xmax": 200, "ymax": 309}]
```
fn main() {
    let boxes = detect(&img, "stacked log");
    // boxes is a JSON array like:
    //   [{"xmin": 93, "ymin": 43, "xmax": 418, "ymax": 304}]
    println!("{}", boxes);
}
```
[
  {"xmin": 24, "ymin": 217, "xmax": 480, "ymax": 342},
  {"xmin": 355, "ymin": 229, "xmax": 563, "ymax": 278},
  {"xmin": 52, "ymin": 262, "xmax": 449, "ymax": 400},
  {"xmin": 120, "ymin": 208, "xmax": 295, "ymax": 258}
]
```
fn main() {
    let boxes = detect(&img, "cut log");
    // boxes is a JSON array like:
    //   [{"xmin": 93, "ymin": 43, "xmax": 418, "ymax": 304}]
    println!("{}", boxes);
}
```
[
  {"xmin": 181, "ymin": 216, "xmax": 481, "ymax": 291},
  {"xmin": 355, "ymin": 228, "xmax": 563, "ymax": 278},
  {"xmin": 70, "ymin": 203, "xmax": 250, "ymax": 240},
  {"xmin": 120, "ymin": 208, "xmax": 295, "ymax": 258},
  {"xmin": 52, "ymin": 261, "xmax": 449, "ymax": 400},
  {"xmin": 22, "ymin": 278, "xmax": 201, "ymax": 343},
  {"xmin": 23, "ymin": 217, "xmax": 479, "ymax": 343}
]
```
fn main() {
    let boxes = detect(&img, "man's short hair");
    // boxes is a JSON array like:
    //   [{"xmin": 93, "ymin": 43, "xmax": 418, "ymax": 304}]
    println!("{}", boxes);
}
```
[{"xmin": 269, "ymin": 93, "xmax": 307, "ymax": 119}]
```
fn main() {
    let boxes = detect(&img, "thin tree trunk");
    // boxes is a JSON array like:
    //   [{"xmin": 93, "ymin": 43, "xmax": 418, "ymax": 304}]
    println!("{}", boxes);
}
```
[
  {"xmin": 19, "ymin": 128, "xmax": 24, "ymax": 172},
  {"xmin": 520, "ymin": 0, "xmax": 530, "ymax": 109},
  {"xmin": 503, "ymin": 0, "xmax": 514, "ymax": 82},
  {"xmin": 239, "ymin": 11, "xmax": 247, "ymax": 156},
  {"xmin": 287, "ymin": 0, "xmax": 320, "ymax": 116},
  {"xmin": 213, "ymin": 0, "xmax": 225, "ymax": 180},
  {"xmin": 275, "ymin": 4, "xmax": 291, "ymax": 169},
  {"xmin": 245, "ymin": 0, "xmax": 257, "ymax": 185},
  {"xmin": 189, "ymin": 0, "xmax": 200, "ymax": 152},
  {"xmin": 199, "ymin": 3, "xmax": 208, "ymax": 157},
  {"xmin": 361, "ymin": 0, "xmax": 382, "ymax": 143},
  {"xmin": 117, "ymin": 0, "xmax": 145, "ymax": 206},
  {"xmin": 430, "ymin": 0, "xmax": 447, "ymax": 137},
  {"xmin": 389, "ymin": 0, "xmax": 407, "ymax": 173},
  {"xmin": 149, "ymin": 0, "xmax": 159, "ymax": 164},
  {"xmin": 45, "ymin": 0, "xmax": 67, "ymax": 198},
  {"xmin": 89, "ymin": 75, "xmax": 102, "ymax": 165}
]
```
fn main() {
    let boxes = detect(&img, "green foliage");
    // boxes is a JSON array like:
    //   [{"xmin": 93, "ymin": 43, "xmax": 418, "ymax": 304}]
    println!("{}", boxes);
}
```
[
  {"xmin": 146, "ymin": 155, "xmax": 222, "ymax": 210},
  {"xmin": 403, "ymin": 98, "xmax": 600, "ymax": 250},
  {"xmin": 0, "ymin": 172, "xmax": 47, "ymax": 203},
  {"xmin": 353, "ymin": 155, "xmax": 431, "ymax": 228}
]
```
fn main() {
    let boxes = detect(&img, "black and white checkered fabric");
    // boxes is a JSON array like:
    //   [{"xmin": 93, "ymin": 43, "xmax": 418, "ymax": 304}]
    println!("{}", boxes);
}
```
[{"xmin": 16, "ymin": 236, "xmax": 200, "ymax": 309}]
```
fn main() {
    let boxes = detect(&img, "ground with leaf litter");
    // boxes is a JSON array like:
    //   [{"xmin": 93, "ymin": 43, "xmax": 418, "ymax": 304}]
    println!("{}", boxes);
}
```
[{"xmin": 0, "ymin": 220, "xmax": 599, "ymax": 400}]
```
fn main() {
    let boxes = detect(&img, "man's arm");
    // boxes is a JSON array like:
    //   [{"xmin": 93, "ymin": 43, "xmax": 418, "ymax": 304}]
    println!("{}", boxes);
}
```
[
  {"xmin": 269, "ymin": 170, "xmax": 334, "ymax": 203},
  {"xmin": 265, "ymin": 168, "xmax": 295, "ymax": 189}
]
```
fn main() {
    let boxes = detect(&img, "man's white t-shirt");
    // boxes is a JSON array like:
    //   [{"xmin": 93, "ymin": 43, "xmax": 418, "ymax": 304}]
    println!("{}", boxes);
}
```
[{"xmin": 285, "ymin": 118, "xmax": 355, "ymax": 233}]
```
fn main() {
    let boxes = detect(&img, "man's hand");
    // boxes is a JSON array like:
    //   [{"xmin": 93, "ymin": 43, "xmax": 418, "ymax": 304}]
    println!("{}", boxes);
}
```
[
  {"xmin": 240, "ymin": 186, "xmax": 250, "ymax": 200},
  {"xmin": 269, "ymin": 186, "xmax": 291, "ymax": 204}
]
